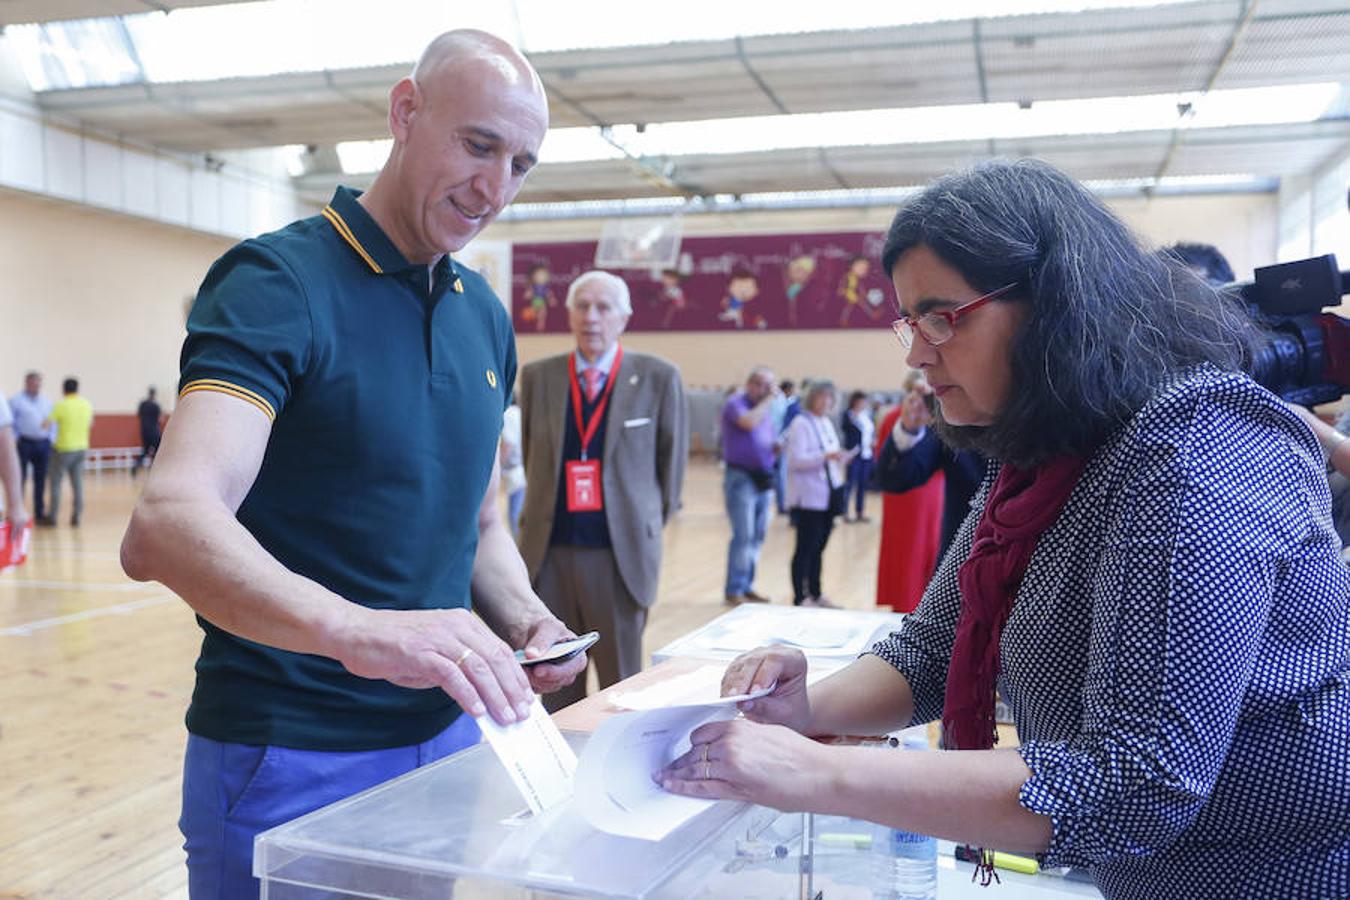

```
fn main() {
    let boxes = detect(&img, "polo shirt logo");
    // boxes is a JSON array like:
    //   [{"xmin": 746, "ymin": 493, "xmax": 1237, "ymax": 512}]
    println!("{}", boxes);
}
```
[{"xmin": 486, "ymin": 369, "xmax": 498, "ymax": 389}]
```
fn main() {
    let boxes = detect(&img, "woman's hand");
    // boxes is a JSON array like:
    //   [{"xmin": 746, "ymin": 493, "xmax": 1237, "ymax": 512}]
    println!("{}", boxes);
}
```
[
  {"xmin": 655, "ymin": 718, "xmax": 832, "ymax": 810},
  {"xmin": 721, "ymin": 646, "xmax": 812, "ymax": 734}
]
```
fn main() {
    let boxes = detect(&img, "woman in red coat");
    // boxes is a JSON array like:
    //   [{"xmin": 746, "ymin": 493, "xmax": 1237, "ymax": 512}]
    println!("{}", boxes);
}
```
[{"xmin": 873, "ymin": 383, "xmax": 943, "ymax": 611}]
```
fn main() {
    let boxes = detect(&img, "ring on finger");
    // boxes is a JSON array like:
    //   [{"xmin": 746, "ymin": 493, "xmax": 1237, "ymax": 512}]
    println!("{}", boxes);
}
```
[{"xmin": 454, "ymin": 647, "xmax": 475, "ymax": 666}]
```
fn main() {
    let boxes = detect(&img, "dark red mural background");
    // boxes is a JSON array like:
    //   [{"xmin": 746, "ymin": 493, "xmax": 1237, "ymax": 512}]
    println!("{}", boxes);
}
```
[{"xmin": 511, "ymin": 230, "xmax": 894, "ymax": 334}]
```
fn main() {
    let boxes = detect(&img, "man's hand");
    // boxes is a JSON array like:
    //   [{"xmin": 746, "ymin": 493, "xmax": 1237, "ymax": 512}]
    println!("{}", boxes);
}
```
[
  {"xmin": 518, "ymin": 616, "xmax": 589, "ymax": 695},
  {"xmin": 334, "ymin": 606, "xmax": 536, "ymax": 725}
]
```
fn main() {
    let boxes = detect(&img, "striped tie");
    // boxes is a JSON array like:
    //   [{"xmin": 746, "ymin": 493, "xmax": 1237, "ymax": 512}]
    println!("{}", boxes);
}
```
[{"xmin": 582, "ymin": 368, "xmax": 602, "ymax": 403}]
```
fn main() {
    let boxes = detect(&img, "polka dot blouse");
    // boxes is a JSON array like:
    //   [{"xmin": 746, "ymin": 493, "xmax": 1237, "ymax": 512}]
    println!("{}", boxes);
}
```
[{"xmin": 869, "ymin": 368, "xmax": 1350, "ymax": 899}]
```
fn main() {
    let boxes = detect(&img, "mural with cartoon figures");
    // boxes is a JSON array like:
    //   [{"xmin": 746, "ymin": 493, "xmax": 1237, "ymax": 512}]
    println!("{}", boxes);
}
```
[
  {"xmin": 658, "ymin": 269, "xmax": 689, "ymax": 329},
  {"xmin": 784, "ymin": 255, "xmax": 816, "ymax": 326},
  {"xmin": 510, "ymin": 231, "xmax": 891, "ymax": 333},
  {"xmin": 519, "ymin": 263, "xmax": 558, "ymax": 332}
]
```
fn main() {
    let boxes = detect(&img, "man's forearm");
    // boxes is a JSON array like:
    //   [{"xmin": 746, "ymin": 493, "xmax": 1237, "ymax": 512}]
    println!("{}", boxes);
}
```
[
  {"xmin": 736, "ymin": 395, "xmax": 774, "ymax": 430},
  {"xmin": 122, "ymin": 492, "xmax": 360, "ymax": 659},
  {"xmin": 470, "ymin": 517, "xmax": 553, "ymax": 647}
]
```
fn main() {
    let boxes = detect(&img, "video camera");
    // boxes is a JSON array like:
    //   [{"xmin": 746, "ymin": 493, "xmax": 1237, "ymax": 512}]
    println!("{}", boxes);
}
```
[{"xmin": 1231, "ymin": 254, "xmax": 1350, "ymax": 407}]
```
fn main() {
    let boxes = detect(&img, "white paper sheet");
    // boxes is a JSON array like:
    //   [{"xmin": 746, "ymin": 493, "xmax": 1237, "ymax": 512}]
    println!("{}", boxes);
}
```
[
  {"xmin": 478, "ymin": 697, "xmax": 578, "ymax": 815},
  {"xmin": 700, "ymin": 608, "xmax": 879, "ymax": 656},
  {"xmin": 607, "ymin": 664, "xmax": 731, "ymax": 710},
  {"xmin": 573, "ymin": 685, "xmax": 773, "ymax": 841}
]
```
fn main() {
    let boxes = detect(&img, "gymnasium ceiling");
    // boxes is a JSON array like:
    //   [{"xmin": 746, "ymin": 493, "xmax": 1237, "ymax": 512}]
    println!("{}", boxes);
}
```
[{"xmin": 3, "ymin": 0, "xmax": 1349, "ymax": 214}]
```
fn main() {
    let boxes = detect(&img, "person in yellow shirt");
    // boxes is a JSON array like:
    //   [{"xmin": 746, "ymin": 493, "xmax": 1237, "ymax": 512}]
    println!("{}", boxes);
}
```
[{"xmin": 47, "ymin": 377, "xmax": 94, "ymax": 527}]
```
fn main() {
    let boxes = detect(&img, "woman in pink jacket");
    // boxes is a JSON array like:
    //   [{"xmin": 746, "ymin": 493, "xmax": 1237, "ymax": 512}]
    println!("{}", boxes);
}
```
[{"xmin": 784, "ymin": 380, "xmax": 856, "ymax": 607}]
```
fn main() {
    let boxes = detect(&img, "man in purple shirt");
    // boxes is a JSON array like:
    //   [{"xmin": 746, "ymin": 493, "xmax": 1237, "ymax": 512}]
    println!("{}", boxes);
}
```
[{"xmin": 721, "ymin": 366, "xmax": 778, "ymax": 604}]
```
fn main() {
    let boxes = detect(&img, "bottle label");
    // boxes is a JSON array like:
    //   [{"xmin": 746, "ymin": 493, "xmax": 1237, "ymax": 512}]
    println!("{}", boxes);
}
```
[{"xmin": 891, "ymin": 830, "xmax": 930, "ymax": 845}]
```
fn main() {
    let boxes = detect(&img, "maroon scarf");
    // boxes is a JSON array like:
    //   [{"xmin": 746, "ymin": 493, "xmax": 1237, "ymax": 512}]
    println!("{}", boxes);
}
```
[{"xmin": 942, "ymin": 455, "xmax": 1090, "ymax": 751}]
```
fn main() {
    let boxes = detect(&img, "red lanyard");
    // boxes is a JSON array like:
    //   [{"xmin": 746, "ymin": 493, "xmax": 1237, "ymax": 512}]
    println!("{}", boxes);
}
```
[{"xmin": 567, "ymin": 345, "xmax": 623, "ymax": 461}]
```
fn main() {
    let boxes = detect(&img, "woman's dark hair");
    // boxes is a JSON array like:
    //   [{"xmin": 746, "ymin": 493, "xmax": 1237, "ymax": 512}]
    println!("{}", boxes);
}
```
[
  {"xmin": 881, "ymin": 158, "xmax": 1257, "ymax": 466},
  {"xmin": 847, "ymin": 390, "xmax": 867, "ymax": 408}
]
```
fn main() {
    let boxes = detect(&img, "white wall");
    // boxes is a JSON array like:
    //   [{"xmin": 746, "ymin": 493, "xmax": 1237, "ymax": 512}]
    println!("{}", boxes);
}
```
[
  {"xmin": 0, "ymin": 94, "xmax": 311, "ymax": 240},
  {"xmin": 1280, "ymin": 149, "xmax": 1350, "ymax": 262},
  {"xmin": 0, "ymin": 189, "xmax": 233, "ymax": 413},
  {"xmin": 1278, "ymin": 146, "xmax": 1350, "ymax": 317}
]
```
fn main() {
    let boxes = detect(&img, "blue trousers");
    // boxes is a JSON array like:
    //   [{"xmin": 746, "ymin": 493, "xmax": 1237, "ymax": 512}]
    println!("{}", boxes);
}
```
[
  {"xmin": 724, "ymin": 466, "xmax": 772, "ymax": 596},
  {"xmin": 180, "ymin": 714, "xmax": 480, "ymax": 899},
  {"xmin": 845, "ymin": 456, "xmax": 874, "ymax": 518},
  {"xmin": 16, "ymin": 437, "xmax": 50, "ymax": 518}
]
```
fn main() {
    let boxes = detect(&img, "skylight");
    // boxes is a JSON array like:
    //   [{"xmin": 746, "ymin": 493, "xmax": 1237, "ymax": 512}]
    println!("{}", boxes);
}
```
[
  {"xmin": 9, "ymin": 0, "xmax": 1196, "ymax": 91},
  {"xmin": 334, "ymin": 82, "xmax": 1341, "ymax": 174}
]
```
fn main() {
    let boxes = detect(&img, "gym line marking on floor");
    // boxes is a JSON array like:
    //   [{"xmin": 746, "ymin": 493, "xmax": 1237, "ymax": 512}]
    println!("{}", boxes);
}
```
[
  {"xmin": 1, "ymin": 594, "xmax": 176, "ymax": 636},
  {"xmin": 0, "ymin": 578, "xmax": 150, "ymax": 592}
]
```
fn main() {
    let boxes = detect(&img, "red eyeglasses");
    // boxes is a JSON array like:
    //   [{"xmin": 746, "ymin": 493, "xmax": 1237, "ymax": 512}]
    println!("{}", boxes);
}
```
[{"xmin": 891, "ymin": 282, "xmax": 1020, "ymax": 348}]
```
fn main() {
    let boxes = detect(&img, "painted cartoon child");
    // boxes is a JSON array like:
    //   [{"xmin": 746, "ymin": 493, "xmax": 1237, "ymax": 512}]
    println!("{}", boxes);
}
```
[
  {"xmin": 838, "ymin": 255, "xmax": 873, "ymax": 326},
  {"xmin": 717, "ymin": 272, "xmax": 759, "ymax": 328},
  {"xmin": 522, "ymin": 263, "xmax": 557, "ymax": 332},
  {"xmin": 784, "ymin": 255, "xmax": 816, "ymax": 326},
  {"xmin": 659, "ymin": 269, "xmax": 688, "ymax": 328}
]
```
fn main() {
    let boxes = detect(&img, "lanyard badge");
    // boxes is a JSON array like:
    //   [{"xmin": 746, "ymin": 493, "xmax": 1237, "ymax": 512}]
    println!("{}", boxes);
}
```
[
  {"xmin": 565, "ymin": 347, "xmax": 623, "ymax": 512},
  {"xmin": 565, "ymin": 459, "xmax": 603, "ymax": 512}
]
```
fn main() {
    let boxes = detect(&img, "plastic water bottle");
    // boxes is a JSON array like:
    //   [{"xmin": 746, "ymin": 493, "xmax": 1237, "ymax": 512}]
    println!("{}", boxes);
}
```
[{"xmin": 873, "ymin": 733, "xmax": 938, "ymax": 899}]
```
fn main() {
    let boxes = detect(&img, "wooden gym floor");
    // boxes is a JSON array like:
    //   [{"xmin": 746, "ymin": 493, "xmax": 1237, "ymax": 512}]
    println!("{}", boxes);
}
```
[{"xmin": 0, "ymin": 458, "xmax": 883, "ymax": 898}]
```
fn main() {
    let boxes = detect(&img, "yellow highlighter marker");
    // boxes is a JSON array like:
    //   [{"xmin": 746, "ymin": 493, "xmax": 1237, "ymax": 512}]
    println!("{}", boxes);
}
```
[{"xmin": 990, "ymin": 851, "xmax": 1039, "ymax": 875}]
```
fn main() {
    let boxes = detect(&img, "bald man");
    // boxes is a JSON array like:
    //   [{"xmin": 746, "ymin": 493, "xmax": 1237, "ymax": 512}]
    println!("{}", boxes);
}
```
[{"xmin": 121, "ymin": 32, "xmax": 583, "ymax": 898}]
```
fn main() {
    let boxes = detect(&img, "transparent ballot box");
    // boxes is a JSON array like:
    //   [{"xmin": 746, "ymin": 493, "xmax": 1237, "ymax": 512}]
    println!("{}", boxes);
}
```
[
  {"xmin": 255, "ymin": 731, "xmax": 766, "ymax": 899},
  {"xmin": 255, "ymin": 732, "xmax": 1101, "ymax": 899}
]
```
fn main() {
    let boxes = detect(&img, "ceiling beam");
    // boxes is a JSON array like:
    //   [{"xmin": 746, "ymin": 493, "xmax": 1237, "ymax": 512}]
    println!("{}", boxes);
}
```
[
  {"xmin": 733, "ymin": 34, "xmax": 789, "ymax": 115},
  {"xmin": 1152, "ymin": 0, "xmax": 1261, "ymax": 184},
  {"xmin": 546, "ymin": 81, "xmax": 702, "ymax": 198}
]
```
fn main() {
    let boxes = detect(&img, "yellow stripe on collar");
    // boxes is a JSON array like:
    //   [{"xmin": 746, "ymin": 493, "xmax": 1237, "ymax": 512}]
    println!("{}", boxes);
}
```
[{"xmin": 321, "ymin": 207, "xmax": 382, "ymax": 274}]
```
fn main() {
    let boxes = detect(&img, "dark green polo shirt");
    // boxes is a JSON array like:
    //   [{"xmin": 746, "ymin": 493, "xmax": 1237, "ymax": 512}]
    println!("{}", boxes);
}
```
[{"xmin": 179, "ymin": 186, "xmax": 516, "ymax": 750}]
